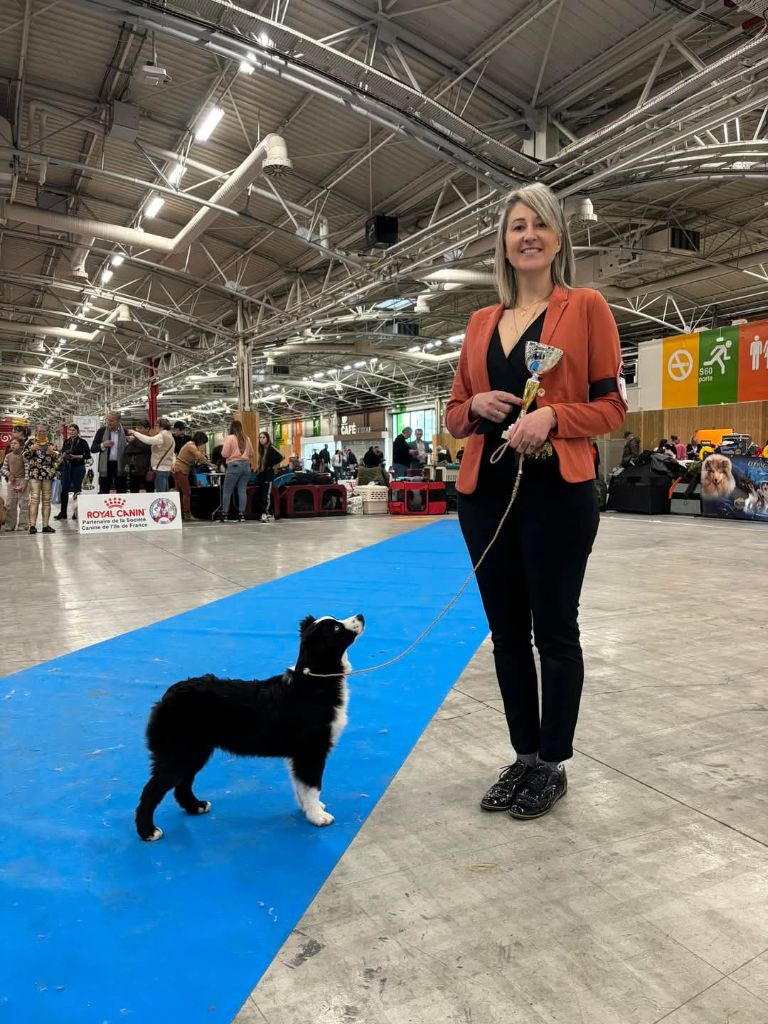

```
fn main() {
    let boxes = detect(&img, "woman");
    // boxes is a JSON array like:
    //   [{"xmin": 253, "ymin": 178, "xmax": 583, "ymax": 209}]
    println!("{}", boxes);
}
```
[
  {"xmin": 173, "ymin": 431, "xmax": 212, "ymax": 522},
  {"xmin": 1, "ymin": 437, "xmax": 29, "ymax": 531},
  {"xmin": 54, "ymin": 424, "xmax": 91, "ymax": 520},
  {"xmin": 446, "ymin": 182, "xmax": 625, "ymax": 820},
  {"xmin": 331, "ymin": 448, "xmax": 343, "ymax": 481},
  {"xmin": 124, "ymin": 419, "xmax": 154, "ymax": 493},
  {"xmin": 254, "ymin": 431, "xmax": 283, "ymax": 522},
  {"xmin": 23, "ymin": 425, "xmax": 61, "ymax": 535},
  {"xmin": 219, "ymin": 420, "xmax": 254, "ymax": 523},
  {"xmin": 127, "ymin": 417, "xmax": 176, "ymax": 492}
]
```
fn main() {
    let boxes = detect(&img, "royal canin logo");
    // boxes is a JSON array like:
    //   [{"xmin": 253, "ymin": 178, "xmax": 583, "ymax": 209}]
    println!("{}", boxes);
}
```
[{"xmin": 105, "ymin": 496, "xmax": 126, "ymax": 509}]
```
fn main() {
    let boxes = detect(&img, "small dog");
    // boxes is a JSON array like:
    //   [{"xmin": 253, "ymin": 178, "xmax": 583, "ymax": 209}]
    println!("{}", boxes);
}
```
[
  {"xmin": 135, "ymin": 613, "xmax": 364, "ymax": 841},
  {"xmin": 743, "ymin": 480, "xmax": 768, "ymax": 515},
  {"xmin": 701, "ymin": 454, "xmax": 736, "ymax": 498}
]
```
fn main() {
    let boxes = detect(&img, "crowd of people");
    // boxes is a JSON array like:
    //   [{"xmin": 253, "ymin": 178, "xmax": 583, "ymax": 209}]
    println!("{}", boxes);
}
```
[{"xmin": 0, "ymin": 413, "xmax": 286, "ymax": 532}]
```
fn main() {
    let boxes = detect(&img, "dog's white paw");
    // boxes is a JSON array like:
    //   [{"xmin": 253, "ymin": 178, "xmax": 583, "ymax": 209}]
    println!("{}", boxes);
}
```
[
  {"xmin": 197, "ymin": 801, "xmax": 212, "ymax": 814},
  {"xmin": 144, "ymin": 827, "xmax": 163, "ymax": 842},
  {"xmin": 319, "ymin": 801, "xmax": 326, "ymax": 810},
  {"xmin": 307, "ymin": 808, "xmax": 334, "ymax": 827}
]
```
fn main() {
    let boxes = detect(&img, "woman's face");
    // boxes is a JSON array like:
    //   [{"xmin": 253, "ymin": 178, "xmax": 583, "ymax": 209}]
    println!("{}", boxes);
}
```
[
  {"xmin": 504, "ymin": 202, "xmax": 561, "ymax": 278},
  {"xmin": 259, "ymin": 433, "xmax": 268, "ymax": 446}
]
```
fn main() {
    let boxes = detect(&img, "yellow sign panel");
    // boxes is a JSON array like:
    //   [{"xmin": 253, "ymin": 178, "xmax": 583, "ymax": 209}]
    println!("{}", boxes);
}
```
[{"xmin": 662, "ymin": 334, "xmax": 699, "ymax": 409}]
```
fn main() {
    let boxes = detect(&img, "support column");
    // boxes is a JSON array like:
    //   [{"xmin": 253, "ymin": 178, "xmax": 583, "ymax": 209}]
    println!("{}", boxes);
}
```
[{"xmin": 234, "ymin": 301, "xmax": 259, "ymax": 461}]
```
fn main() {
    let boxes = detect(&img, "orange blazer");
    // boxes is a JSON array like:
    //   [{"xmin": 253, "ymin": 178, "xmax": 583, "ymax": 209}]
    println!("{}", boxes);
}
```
[{"xmin": 446, "ymin": 286, "xmax": 626, "ymax": 492}]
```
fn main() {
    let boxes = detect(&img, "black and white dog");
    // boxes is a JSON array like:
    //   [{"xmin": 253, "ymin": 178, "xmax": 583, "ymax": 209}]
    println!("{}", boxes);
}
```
[{"xmin": 135, "ymin": 613, "xmax": 364, "ymax": 841}]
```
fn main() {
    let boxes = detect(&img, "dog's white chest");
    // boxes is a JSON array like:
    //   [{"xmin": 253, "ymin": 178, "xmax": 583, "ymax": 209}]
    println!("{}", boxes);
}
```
[{"xmin": 330, "ymin": 681, "xmax": 349, "ymax": 746}]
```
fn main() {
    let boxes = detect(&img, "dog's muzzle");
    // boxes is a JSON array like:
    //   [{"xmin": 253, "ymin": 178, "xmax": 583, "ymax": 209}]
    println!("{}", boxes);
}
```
[{"xmin": 342, "ymin": 614, "xmax": 365, "ymax": 635}]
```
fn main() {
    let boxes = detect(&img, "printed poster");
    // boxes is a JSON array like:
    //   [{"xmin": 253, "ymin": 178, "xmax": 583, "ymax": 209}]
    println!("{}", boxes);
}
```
[
  {"xmin": 78, "ymin": 492, "xmax": 182, "ymax": 534},
  {"xmin": 700, "ymin": 454, "xmax": 768, "ymax": 522}
]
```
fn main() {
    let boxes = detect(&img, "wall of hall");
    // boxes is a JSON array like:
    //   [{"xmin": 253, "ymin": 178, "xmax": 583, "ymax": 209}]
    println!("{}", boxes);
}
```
[{"xmin": 618, "ymin": 401, "xmax": 768, "ymax": 451}]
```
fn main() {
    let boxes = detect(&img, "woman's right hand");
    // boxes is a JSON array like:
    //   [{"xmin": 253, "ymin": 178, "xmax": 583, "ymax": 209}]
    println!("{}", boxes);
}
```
[{"xmin": 470, "ymin": 390, "xmax": 522, "ymax": 422}]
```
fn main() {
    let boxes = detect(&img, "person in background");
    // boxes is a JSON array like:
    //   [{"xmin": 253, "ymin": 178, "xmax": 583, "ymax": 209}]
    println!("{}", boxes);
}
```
[
  {"xmin": 91, "ymin": 412, "xmax": 128, "ymax": 493},
  {"xmin": 413, "ymin": 427, "xmax": 432, "ymax": 467},
  {"xmin": 1, "ymin": 437, "xmax": 29, "ymax": 531},
  {"xmin": 670, "ymin": 434, "xmax": 687, "ymax": 461},
  {"xmin": 174, "ymin": 431, "xmax": 213, "ymax": 522},
  {"xmin": 344, "ymin": 447, "xmax": 358, "ymax": 475},
  {"xmin": 620, "ymin": 430, "xmax": 640, "ymax": 466},
  {"xmin": 210, "ymin": 443, "xmax": 226, "ymax": 472},
  {"xmin": 254, "ymin": 430, "xmax": 283, "ymax": 523},
  {"xmin": 362, "ymin": 445, "xmax": 382, "ymax": 468},
  {"xmin": 317, "ymin": 444, "xmax": 331, "ymax": 469},
  {"xmin": 126, "ymin": 418, "xmax": 175, "ymax": 492},
  {"xmin": 437, "ymin": 445, "xmax": 452, "ymax": 463},
  {"xmin": 219, "ymin": 420, "xmax": 254, "ymax": 523},
  {"xmin": 687, "ymin": 434, "xmax": 699, "ymax": 458},
  {"xmin": 23, "ymin": 424, "xmax": 60, "ymax": 534},
  {"xmin": 124, "ymin": 419, "xmax": 154, "ymax": 493},
  {"xmin": 54, "ymin": 423, "xmax": 91, "ymax": 520},
  {"xmin": 172, "ymin": 421, "xmax": 192, "ymax": 454},
  {"xmin": 655, "ymin": 438, "xmax": 675, "ymax": 454},
  {"xmin": 392, "ymin": 426, "xmax": 414, "ymax": 478},
  {"xmin": 331, "ymin": 448, "xmax": 343, "ymax": 481}
]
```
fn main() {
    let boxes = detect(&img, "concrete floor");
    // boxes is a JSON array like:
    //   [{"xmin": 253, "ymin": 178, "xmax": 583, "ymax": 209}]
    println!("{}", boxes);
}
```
[{"xmin": 3, "ymin": 512, "xmax": 767, "ymax": 1024}]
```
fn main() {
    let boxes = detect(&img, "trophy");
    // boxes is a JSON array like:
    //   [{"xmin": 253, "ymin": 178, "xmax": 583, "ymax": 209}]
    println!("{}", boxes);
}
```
[{"xmin": 492, "ymin": 341, "xmax": 563, "ymax": 475}]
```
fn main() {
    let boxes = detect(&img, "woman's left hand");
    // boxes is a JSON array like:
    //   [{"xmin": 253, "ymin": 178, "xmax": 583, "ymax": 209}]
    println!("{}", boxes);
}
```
[{"xmin": 507, "ymin": 407, "xmax": 556, "ymax": 453}]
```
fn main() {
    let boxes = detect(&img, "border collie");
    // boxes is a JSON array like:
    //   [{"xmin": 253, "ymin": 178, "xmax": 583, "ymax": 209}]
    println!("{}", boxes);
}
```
[{"xmin": 135, "ymin": 613, "xmax": 364, "ymax": 841}]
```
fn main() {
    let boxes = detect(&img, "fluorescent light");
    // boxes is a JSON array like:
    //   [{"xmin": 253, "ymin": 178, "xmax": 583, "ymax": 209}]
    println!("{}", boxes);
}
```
[
  {"xmin": 343, "ymin": 364, "xmax": 351, "ymax": 370},
  {"xmin": 110, "ymin": 253, "xmax": 125, "ymax": 267},
  {"xmin": 354, "ymin": 360, "xmax": 365, "ymax": 368},
  {"xmin": 194, "ymin": 105, "xmax": 224, "ymax": 142},
  {"xmin": 168, "ymin": 162, "xmax": 186, "ymax": 185},
  {"xmin": 101, "ymin": 268, "xmax": 114, "ymax": 283},
  {"xmin": 239, "ymin": 56, "xmax": 255, "ymax": 75},
  {"xmin": 144, "ymin": 194, "xmax": 164, "ymax": 218},
  {"xmin": 258, "ymin": 32, "xmax": 274, "ymax": 47},
  {"xmin": 67, "ymin": 322, "xmax": 77, "ymax": 330}
]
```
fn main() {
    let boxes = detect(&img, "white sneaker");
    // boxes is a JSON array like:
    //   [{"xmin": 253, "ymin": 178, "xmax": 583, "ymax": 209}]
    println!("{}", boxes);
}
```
[{"xmin": 260, "ymin": 513, "xmax": 268, "ymax": 522}]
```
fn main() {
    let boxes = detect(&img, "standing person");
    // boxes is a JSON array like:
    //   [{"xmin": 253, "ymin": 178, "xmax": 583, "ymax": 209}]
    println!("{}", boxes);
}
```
[
  {"xmin": 331, "ymin": 448, "xmax": 343, "ymax": 481},
  {"xmin": 344, "ymin": 447, "xmax": 358, "ymax": 475},
  {"xmin": 670, "ymin": 435, "xmax": 687, "ymax": 461},
  {"xmin": 173, "ymin": 432, "xmax": 212, "ymax": 522},
  {"xmin": 317, "ymin": 444, "xmax": 331, "ymax": 470},
  {"xmin": 446, "ymin": 182, "xmax": 625, "ymax": 820},
  {"xmin": 91, "ymin": 412, "xmax": 128, "ymax": 494},
  {"xmin": 392, "ymin": 426, "xmax": 414, "ymax": 478},
  {"xmin": 54, "ymin": 423, "xmax": 91, "ymax": 520},
  {"xmin": 413, "ymin": 427, "xmax": 432, "ymax": 466},
  {"xmin": 219, "ymin": 420, "xmax": 254, "ymax": 523},
  {"xmin": 362, "ymin": 445, "xmax": 382, "ymax": 468},
  {"xmin": 126, "ymin": 418, "xmax": 175, "ymax": 492},
  {"xmin": 621, "ymin": 430, "xmax": 640, "ymax": 466},
  {"xmin": 124, "ymin": 420, "xmax": 154, "ymax": 493},
  {"xmin": 254, "ymin": 431, "xmax": 283, "ymax": 523},
  {"xmin": 172, "ymin": 421, "xmax": 191, "ymax": 454},
  {"xmin": 1, "ymin": 437, "xmax": 29, "ymax": 531},
  {"xmin": 23, "ymin": 425, "xmax": 61, "ymax": 535}
]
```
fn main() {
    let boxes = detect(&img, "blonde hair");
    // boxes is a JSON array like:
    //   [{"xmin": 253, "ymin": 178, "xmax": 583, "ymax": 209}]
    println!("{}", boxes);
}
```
[{"xmin": 493, "ymin": 182, "xmax": 574, "ymax": 308}]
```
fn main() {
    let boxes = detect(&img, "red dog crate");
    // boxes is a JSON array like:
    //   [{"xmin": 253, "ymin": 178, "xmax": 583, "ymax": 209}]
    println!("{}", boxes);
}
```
[
  {"xmin": 316, "ymin": 483, "xmax": 347, "ymax": 515},
  {"xmin": 388, "ymin": 480, "xmax": 447, "ymax": 516},
  {"xmin": 276, "ymin": 484, "xmax": 318, "ymax": 517}
]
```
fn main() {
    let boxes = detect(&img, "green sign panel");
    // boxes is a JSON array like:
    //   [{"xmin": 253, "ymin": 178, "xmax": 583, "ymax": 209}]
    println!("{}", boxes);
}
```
[
  {"xmin": 311, "ymin": 416, "xmax": 321, "ymax": 437},
  {"xmin": 698, "ymin": 327, "xmax": 739, "ymax": 405},
  {"xmin": 272, "ymin": 420, "xmax": 282, "ymax": 442}
]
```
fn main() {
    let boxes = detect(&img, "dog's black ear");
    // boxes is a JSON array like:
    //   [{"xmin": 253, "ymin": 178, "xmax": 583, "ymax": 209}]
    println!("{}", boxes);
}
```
[{"xmin": 299, "ymin": 615, "xmax": 316, "ymax": 638}]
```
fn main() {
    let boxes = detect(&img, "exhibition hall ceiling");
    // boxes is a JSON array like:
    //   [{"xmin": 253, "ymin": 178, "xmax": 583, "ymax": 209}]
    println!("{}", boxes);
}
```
[{"xmin": 0, "ymin": 0, "xmax": 767, "ymax": 421}]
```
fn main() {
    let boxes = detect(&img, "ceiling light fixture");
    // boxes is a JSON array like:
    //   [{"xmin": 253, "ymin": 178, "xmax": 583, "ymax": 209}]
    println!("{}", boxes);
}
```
[
  {"xmin": 239, "ymin": 54, "xmax": 256, "ymax": 74},
  {"xmin": 194, "ymin": 105, "xmax": 225, "ymax": 142},
  {"xmin": 111, "ymin": 253, "xmax": 125, "ymax": 267},
  {"xmin": 101, "ymin": 268, "xmax": 114, "ymax": 283},
  {"xmin": 167, "ymin": 162, "xmax": 187, "ymax": 186},
  {"xmin": 144, "ymin": 194, "xmax": 164, "ymax": 218}
]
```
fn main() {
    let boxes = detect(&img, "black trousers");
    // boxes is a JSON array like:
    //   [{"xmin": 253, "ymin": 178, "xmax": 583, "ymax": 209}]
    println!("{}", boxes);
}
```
[
  {"xmin": 458, "ymin": 467, "xmax": 598, "ymax": 763},
  {"xmin": 98, "ymin": 461, "xmax": 127, "ymax": 494}
]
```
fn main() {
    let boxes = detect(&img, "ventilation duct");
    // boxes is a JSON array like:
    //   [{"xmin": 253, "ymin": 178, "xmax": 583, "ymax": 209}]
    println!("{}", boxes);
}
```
[{"xmin": 0, "ymin": 134, "xmax": 291, "ymax": 256}]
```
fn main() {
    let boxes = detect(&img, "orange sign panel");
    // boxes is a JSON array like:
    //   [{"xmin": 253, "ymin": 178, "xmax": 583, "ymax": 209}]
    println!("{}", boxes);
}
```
[
  {"xmin": 662, "ymin": 334, "xmax": 699, "ymax": 409},
  {"xmin": 738, "ymin": 321, "xmax": 768, "ymax": 402}
]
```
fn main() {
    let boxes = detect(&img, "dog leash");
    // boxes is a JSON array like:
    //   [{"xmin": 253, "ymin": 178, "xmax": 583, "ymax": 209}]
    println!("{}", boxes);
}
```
[{"xmin": 303, "ymin": 442, "xmax": 528, "ymax": 679}]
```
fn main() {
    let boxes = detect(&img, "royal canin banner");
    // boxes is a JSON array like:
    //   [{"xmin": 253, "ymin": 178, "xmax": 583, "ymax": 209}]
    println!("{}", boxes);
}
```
[{"xmin": 77, "ymin": 492, "xmax": 182, "ymax": 535}]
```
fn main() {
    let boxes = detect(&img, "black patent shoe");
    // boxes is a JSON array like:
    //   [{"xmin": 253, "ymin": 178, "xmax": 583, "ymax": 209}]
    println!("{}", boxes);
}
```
[
  {"xmin": 508, "ymin": 765, "xmax": 567, "ymax": 820},
  {"xmin": 480, "ymin": 761, "xmax": 535, "ymax": 812}
]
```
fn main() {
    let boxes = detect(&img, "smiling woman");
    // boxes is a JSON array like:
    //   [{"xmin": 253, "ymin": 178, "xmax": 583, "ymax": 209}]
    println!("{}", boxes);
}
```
[{"xmin": 446, "ymin": 181, "xmax": 626, "ymax": 822}]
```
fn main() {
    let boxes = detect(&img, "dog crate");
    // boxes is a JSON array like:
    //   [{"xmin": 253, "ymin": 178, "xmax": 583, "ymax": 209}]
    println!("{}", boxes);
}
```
[
  {"xmin": 317, "ymin": 483, "xmax": 347, "ymax": 515},
  {"xmin": 361, "ymin": 485, "xmax": 389, "ymax": 515},
  {"xmin": 388, "ymin": 480, "xmax": 447, "ymax": 516},
  {"xmin": 276, "ymin": 484, "xmax": 318, "ymax": 517},
  {"xmin": 670, "ymin": 480, "xmax": 701, "ymax": 516}
]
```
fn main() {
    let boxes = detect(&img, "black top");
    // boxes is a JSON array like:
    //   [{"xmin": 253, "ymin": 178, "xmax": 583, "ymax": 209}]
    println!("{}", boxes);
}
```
[{"xmin": 475, "ymin": 310, "xmax": 559, "ymax": 494}]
